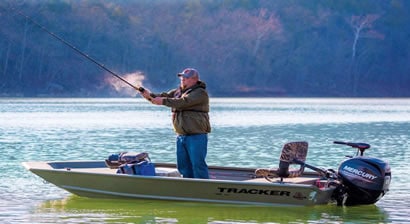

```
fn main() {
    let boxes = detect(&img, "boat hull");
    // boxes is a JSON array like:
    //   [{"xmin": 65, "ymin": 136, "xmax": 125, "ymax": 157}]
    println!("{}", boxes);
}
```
[{"xmin": 23, "ymin": 161, "xmax": 335, "ymax": 206}]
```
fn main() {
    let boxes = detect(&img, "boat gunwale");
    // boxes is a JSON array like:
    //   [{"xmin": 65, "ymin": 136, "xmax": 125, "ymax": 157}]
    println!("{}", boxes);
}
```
[{"xmin": 22, "ymin": 160, "xmax": 330, "ymax": 189}]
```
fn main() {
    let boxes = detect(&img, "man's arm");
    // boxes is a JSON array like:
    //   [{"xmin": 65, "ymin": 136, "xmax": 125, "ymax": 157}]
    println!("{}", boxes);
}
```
[
  {"xmin": 139, "ymin": 88, "xmax": 177, "ymax": 105},
  {"xmin": 162, "ymin": 89, "xmax": 207, "ymax": 110}
]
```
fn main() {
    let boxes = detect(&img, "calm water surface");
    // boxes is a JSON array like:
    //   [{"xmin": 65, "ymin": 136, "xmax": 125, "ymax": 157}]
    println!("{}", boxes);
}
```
[{"xmin": 0, "ymin": 98, "xmax": 409, "ymax": 223}]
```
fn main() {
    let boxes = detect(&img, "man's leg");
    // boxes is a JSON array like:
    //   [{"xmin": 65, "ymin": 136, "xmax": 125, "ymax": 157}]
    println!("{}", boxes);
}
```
[
  {"xmin": 186, "ymin": 134, "xmax": 209, "ymax": 179},
  {"xmin": 176, "ymin": 135, "xmax": 193, "ymax": 178}
]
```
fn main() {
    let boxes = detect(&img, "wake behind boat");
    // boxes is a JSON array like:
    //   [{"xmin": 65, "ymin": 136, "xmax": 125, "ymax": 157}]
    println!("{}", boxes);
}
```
[{"xmin": 23, "ymin": 141, "xmax": 391, "ymax": 207}]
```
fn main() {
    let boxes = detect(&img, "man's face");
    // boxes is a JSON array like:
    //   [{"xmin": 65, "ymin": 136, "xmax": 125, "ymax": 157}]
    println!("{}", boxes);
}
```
[{"xmin": 180, "ymin": 76, "xmax": 197, "ymax": 89}]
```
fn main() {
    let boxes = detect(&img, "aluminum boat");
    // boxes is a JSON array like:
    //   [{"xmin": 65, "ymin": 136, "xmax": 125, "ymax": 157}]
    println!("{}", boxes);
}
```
[{"xmin": 23, "ymin": 141, "xmax": 391, "ymax": 206}]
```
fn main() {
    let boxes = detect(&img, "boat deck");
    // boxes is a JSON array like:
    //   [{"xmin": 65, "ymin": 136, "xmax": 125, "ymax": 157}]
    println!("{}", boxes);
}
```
[{"xmin": 26, "ymin": 160, "xmax": 323, "ymax": 185}]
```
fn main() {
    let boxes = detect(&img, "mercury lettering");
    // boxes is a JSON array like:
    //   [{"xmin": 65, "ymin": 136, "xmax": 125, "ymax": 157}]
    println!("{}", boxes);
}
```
[
  {"xmin": 342, "ymin": 165, "xmax": 377, "ymax": 180},
  {"xmin": 217, "ymin": 187, "xmax": 291, "ymax": 196}
]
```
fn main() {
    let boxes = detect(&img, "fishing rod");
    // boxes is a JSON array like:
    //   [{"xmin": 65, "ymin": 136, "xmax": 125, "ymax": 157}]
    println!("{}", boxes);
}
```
[{"xmin": 11, "ymin": 8, "xmax": 145, "ymax": 93}]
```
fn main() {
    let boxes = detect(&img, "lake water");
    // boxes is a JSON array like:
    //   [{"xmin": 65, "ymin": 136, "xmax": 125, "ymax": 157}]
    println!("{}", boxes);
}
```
[{"xmin": 0, "ymin": 97, "xmax": 409, "ymax": 223}]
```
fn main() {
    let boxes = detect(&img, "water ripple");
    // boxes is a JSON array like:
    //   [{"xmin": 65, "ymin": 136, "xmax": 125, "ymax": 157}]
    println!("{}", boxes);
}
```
[{"xmin": 1, "ymin": 98, "xmax": 409, "ymax": 223}]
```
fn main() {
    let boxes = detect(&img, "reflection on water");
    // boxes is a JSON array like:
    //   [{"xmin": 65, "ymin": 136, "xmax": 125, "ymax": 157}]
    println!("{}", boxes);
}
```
[{"xmin": 33, "ymin": 196, "xmax": 388, "ymax": 224}]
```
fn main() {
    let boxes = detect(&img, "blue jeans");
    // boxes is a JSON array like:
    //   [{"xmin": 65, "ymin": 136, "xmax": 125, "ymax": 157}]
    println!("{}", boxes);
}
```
[{"xmin": 176, "ymin": 134, "xmax": 209, "ymax": 179}]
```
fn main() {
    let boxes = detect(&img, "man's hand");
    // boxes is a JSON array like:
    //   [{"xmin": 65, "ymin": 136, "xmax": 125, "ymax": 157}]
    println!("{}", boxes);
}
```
[
  {"xmin": 140, "ymin": 88, "xmax": 152, "ymax": 100},
  {"xmin": 151, "ymin": 97, "xmax": 163, "ymax": 105},
  {"xmin": 139, "ymin": 88, "xmax": 162, "ymax": 105}
]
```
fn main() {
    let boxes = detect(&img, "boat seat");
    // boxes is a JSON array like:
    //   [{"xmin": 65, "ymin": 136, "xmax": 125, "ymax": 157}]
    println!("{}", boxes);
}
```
[{"xmin": 255, "ymin": 141, "xmax": 308, "ymax": 182}]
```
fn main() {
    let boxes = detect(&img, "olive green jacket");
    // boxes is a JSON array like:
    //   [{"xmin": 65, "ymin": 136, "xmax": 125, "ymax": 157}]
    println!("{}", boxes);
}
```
[{"xmin": 155, "ymin": 81, "xmax": 211, "ymax": 135}]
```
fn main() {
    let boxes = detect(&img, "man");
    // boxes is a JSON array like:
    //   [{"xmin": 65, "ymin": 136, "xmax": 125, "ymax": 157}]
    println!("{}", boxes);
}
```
[{"xmin": 140, "ymin": 68, "xmax": 211, "ymax": 179}]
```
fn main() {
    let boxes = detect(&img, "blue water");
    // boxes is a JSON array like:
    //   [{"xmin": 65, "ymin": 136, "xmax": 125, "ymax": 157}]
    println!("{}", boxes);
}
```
[{"xmin": 0, "ymin": 98, "xmax": 409, "ymax": 223}]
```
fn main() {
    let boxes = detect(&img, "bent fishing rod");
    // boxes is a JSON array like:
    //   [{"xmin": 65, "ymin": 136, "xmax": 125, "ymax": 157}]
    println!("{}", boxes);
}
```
[{"xmin": 12, "ymin": 8, "xmax": 145, "ymax": 93}]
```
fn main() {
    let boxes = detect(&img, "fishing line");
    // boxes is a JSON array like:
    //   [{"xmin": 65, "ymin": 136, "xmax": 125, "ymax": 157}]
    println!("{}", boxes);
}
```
[{"xmin": 10, "ymin": 7, "xmax": 145, "ymax": 92}]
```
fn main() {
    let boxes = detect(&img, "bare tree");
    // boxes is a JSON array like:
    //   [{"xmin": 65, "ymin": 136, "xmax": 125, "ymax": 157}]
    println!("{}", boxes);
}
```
[
  {"xmin": 347, "ymin": 14, "xmax": 384, "ymax": 95},
  {"xmin": 349, "ymin": 14, "xmax": 383, "ymax": 59},
  {"xmin": 250, "ymin": 8, "xmax": 282, "ymax": 57}
]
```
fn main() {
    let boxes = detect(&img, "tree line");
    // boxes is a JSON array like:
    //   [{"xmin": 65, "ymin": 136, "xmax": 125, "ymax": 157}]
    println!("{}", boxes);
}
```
[{"xmin": 0, "ymin": 0, "xmax": 409, "ymax": 97}]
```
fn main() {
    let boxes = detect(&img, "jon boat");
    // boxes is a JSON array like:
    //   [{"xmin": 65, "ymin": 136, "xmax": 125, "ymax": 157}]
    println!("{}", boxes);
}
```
[{"xmin": 23, "ymin": 141, "xmax": 391, "ymax": 207}]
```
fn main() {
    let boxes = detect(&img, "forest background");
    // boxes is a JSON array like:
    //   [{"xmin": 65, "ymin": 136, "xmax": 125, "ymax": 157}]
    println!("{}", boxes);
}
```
[{"xmin": 0, "ymin": 0, "xmax": 409, "ymax": 97}]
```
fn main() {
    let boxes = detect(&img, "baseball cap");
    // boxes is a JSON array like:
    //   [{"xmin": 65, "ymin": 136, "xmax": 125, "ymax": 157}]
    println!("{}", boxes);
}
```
[{"xmin": 177, "ymin": 68, "xmax": 199, "ymax": 78}]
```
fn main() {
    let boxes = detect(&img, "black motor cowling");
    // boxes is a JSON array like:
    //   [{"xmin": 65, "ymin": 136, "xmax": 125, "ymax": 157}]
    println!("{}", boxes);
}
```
[{"xmin": 336, "ymin": 156, "xmax": 391, "ymax": 206}]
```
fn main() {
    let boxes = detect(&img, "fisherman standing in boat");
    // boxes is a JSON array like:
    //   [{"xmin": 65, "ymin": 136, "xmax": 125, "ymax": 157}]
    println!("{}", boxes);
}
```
[{"xmin": 140, "ymin": 68, "xmax": 211, "ymax": 179}]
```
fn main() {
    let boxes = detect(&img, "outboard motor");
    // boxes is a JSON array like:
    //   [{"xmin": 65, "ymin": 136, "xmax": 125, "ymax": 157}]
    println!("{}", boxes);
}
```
[{"xmin": 333, "ymin": 141, "xmax": 391, "ymax": 206}]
